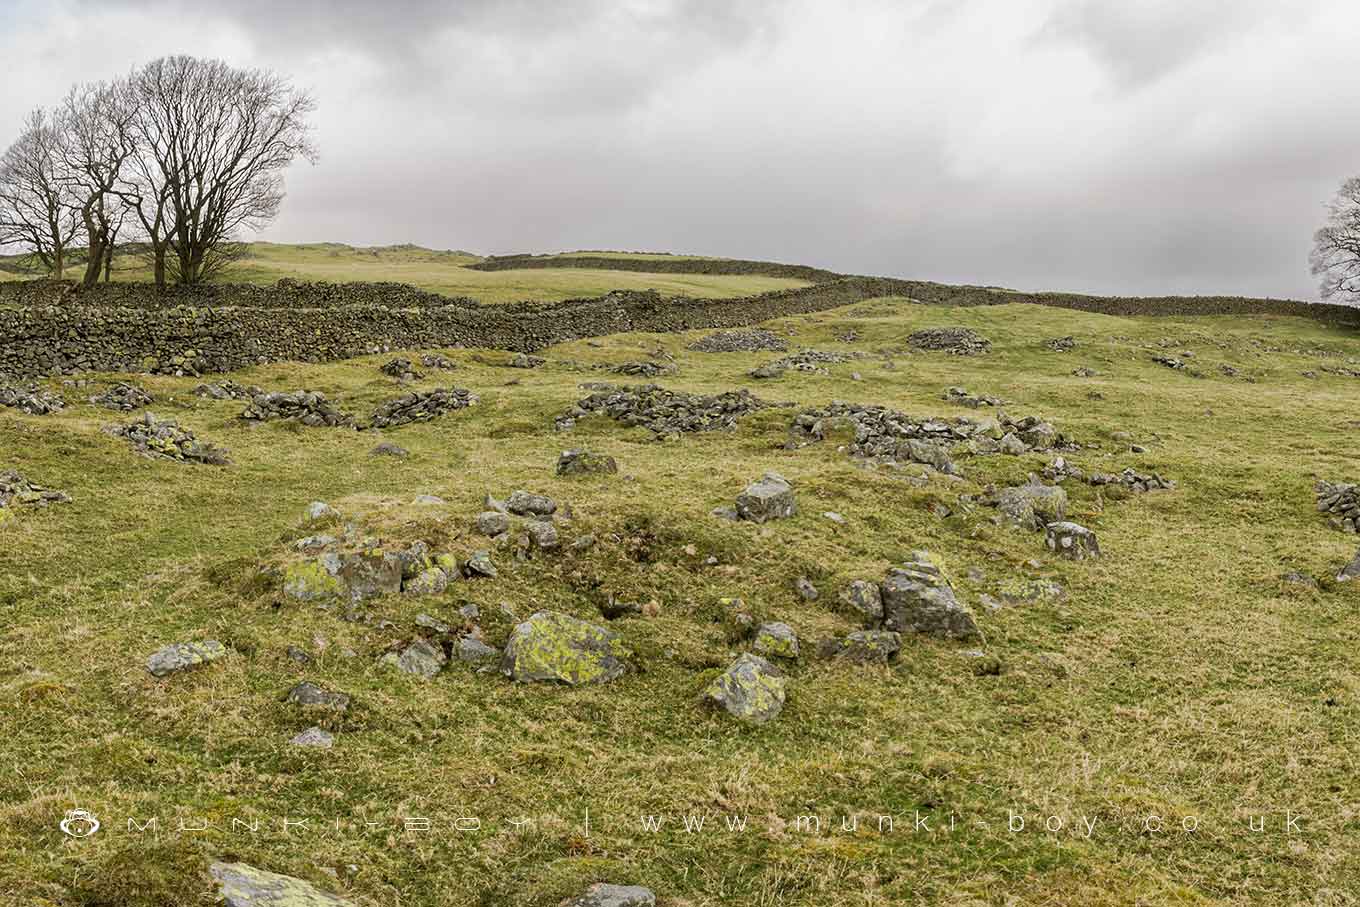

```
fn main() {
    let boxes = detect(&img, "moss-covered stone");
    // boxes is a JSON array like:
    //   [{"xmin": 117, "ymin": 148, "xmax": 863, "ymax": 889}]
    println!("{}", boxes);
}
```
[
  {"xmin": 282, "ymin": 559, "xmax": 344, "ymax": 601},
  {"xmin": 502, "ymin": 610, "xmax": 631, "ymax": 685},
  {"xmin": 703, "ymin": 653, "xmax": 786, "ymax": 723},
  {"xmin": 209, "ymin": 860, "xmax": 356, "ymax": 906},
  {"xmin": 146, "ymin": 640, "xmax": 228, "ymax": 677}
]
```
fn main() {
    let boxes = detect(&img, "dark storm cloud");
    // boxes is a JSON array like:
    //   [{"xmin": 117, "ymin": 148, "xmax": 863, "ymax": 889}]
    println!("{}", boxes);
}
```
[{"xmin": 8, "ymin": 0, "xmax": 1360, "ymax": 299}]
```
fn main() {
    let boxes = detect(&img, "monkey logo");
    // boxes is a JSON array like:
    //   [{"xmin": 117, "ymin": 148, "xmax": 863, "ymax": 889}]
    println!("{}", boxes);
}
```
[{"xmin": 59, "ymin": 808, "xmax": 100, "ymax": 838}]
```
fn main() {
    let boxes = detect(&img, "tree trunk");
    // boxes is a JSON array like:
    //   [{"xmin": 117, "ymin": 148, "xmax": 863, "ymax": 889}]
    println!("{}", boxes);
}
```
[
  {"xmin": 82, "ymin": 238, "xmax": 106, "ymax": 288},
  {"xmin": 153, "ymin": 245, "xmax": 166, "ymax": 289},
  {"xmin": 103, "ymin": 241, "xmax": 114, "ymax": 282},
  {"xmin": 53, "ymin": 249, "xmax": 63, "ymax": 280}
]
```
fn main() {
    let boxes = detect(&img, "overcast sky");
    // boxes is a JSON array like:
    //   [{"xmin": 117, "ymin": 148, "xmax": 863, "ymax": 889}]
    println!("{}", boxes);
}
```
[{"xmin": 4, "ymin": 0, "xmax": 1358, "ymax": 299}]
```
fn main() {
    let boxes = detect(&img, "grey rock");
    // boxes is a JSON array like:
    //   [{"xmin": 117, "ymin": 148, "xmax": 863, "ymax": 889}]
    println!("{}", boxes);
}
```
[
  {"xmin": 284, "ymin": 681, "xmax": 350, "ymax": 711},
  {"xmin": 506, "ymin": 490, "xmax": 557, "ymax": 517},
  {"xmin": 734, "ymin": 472, "xmax": 798, "ymax": 523},
  {"xmin": 405, "ymin": 566, "xmax": 451, "ymax": 595},
  {"xmin": 304, "ymin": 501, "xmax": 338, "ymax": 522},
  {"xmin": 753, "ymin": 621, "xmax": 800, "ymax": 658},
  {"xmin": 370, "ymin": 441, "xmax": 410, "ymax": 458},
  {"xmin": 557, "ymin": 449, "xmax": 619, "ymax": 476},
  {"xmin": 381, "ymin": 638, "xmax": 446, "ymax": 678},
  {"xmin": 993, "ymin": 483, "xmax": 1068, "ymax": 530},
  {"xmin": 411, "ymin": 494, "xmax": 445, "ymax": 505},
  {"xmin": 880, "ymin": 552, "xmax": 979, "ymax": 639},
  {"xmin": 209, "ymin": 861, "xmax": 355, "ymax": 906},
  {"xmin": 1337, "ymin": 550, "xmax": 1360, "ymax": 582},
  {"xmin": 475, "ymin": 511, "xmax": 512, "ymax": 536},
  {"xmin": 840, "ymin": 580, "xmax": 884, "ymax": 625},
  {"xmin": 525, "ymin": 519, "xmax": 560, "ymax": 551},
  {"xmin": 818, "ymin": 629, "xmax": 902, "ymax": 664},
  {"xmin": 456, "ymin": 636, "xmax": 500, "ymax": 666},
  {"xmin": 564, "ymin": 883, "xmax": 657, "ymax": 907},
  {"xmin": 501, "ymin": 610, "xmax": 630, "ymax": 684},
  {"xmin": 1045, "ymin": 521, "xmax": 1100, "ymax": 560},
  {"xmin": 462, "ymin": 550, "xmax": 498, "ymax": 578},
  {"xmin": 703, "ymin": 653, "xmax": 786, "ymax": 723},
  {"xmin": 289, "ymin": 726, "xmax": 334, "ymax": 748},
  {"xmin": 794, "ymin": 576, "xmax": 819, "ymax": 601},
  {"xmin": 146, "ymin": 640, "xmax": 227, "ymax": 677}
]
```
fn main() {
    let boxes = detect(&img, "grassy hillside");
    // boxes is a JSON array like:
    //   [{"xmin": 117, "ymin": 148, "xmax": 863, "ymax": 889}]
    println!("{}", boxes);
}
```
[
  {"xmin": 3, "ymin": 290, "xmax": 1360, "ymax": 905},
  {"xmin": 0, "ymin": 242, "xmax": 811, "ymax": 302}
]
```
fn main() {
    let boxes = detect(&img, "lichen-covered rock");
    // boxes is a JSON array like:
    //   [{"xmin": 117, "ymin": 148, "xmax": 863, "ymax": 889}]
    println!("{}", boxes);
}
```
[
  {"xmin": 506, "ymin": 490, "xmax": 557, "ymax": 517},
  {"xmin": 1045, "ymin": 521, "xmax": 1100, "ymax": 560},
  {"xmin": 146, "ymin": 640, "xmax": 227, "ymax": 677},
  {"xmin": 817, "ymin": 629, "xmax": 902, "ymax": 664},
  {"xmin": 209, "ymin": 861, "xmax": 356, "ymax": 906},
  {"xmin": 610, "ymin": 360, "xmax": 676, "ymax": 377},
  {"xmin": 405, "ymin": 566, "xmax": 451, "ymax": 595},
  {"xmin": 794, "ymin": 576, "xmax": 819, "ymax": 601},
  {"xmin": 284, "ymin": 681, "xmax": 350, "ymax": 711},
  {"xmin": 501, "ymin": 610, "xmax": 630, "ymax": 684},
  {"xmin": 524, "ymin": 519, "xmax": 560, "ymax": 551},
  {"xmin": 703, "ymin": 653, "xmax": 786, "ymax": 723},
  {"xmin": 462, "ymin": 550, "xmax": 498, "ymax": 578},
  {"xmin": 880, "ymin": 552, "xmax": 978, "ymax": 639},
  {"xmin": 734, "ymin": 472, "xmax": 797, "ymax": 523},
  {"xmin": 564, "ymin": 883, "xmax": 657, "ymax": 907},
  {"xmin": 753, "ymin": 621, "xmax": 799, "ymax": 658},
  {"xmin": 1316, "ymin": 480, "xmax": 1360, "ymax": 533},
  {"xmin": 89, "ymin": 381, "xmax": 153, "ymax": 411},
  {"xmin": 380, "ymin": 638, "xmax": 447, "ymax": 678},
  {"xmin": 475, "ymin": 511, "xmax": 511, "ymax": 536},
  {"xmin": 106, "ymin": 412, "xmax": 231, "ymax": 465},
  {"xmin": 557, "ymin": 449, "xmax": 619, "ymax": 476},
  {"xmin": 283, "ymin": 550, "xmax": 403, "ymax": 603},
  {"xmin": 993, "ymin": 483, "xmax": 1067, "ymax": 531},
  {"xmin": 840, "ymin": 580, "xmax": 884, "ymax": 625}
]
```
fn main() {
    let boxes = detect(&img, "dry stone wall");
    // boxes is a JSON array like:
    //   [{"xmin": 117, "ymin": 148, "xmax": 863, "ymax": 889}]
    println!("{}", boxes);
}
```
[{"xmin": 2, "ymin": 273, "xmax": 1358, "ymax": 379}]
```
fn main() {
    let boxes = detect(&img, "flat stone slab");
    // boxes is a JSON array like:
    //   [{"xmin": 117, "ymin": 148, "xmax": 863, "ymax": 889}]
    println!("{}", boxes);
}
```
[{"xmin": 209, "ymin": 861, "xmax": 356, "ymax": 906}]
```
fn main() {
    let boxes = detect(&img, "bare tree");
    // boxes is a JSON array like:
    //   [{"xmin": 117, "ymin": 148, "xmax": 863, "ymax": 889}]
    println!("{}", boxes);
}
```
[
  {"xmin": 0, "ymin": 109, "xmax": 82, "ymax": 278},
  {"xmin": 58, "ymin": 81, "xmax": 137, "ymax": 288},
  {"xmin": 124, "ymin": 56, "xmax": 316, "ymax": 287},
  {"xmin": 1311, "ymin": 176, "xmax": 1360, "ymax": 301}
]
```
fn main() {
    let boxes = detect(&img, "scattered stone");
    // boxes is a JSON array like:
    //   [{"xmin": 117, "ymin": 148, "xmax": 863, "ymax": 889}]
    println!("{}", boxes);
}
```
[
  {"xmin": 753, "ymin": 621, "xmax": 800, "ymax": 658},
  {"xmin": 1088, "ymin": 467, "xmax": 1175, "ymax": 493},
  {"xmin": 688, "ymin": 329, "xmax": 788, "ymax": 353},
  {"xmin": 462, "ymin": 550, "xmax": 498, "ymax": 578},
  {"xmin": 1045, "ymin": 521, "xmax": 1101, "ymax": 560},
  {"xmin": 290, "ymin": 726, "xmax": 334, "ymax": 748},
  {"xmin": 510, "ymin": 353, "xmax": 546, "ymax": 368},
  {"xmin": 367, "ymin": 387, "xmax": 478, "ymax": 429},
  {"xmin": 305, "ymin": 501, "xmax": 339, "ymax": 522},
  {"xmin": 1316, "ymin": 480, "xmax": 1360, "ymax": 533},
  {"xmin": 840, "ymin": 580, "xmax": 884, "ymax": 625},
  {"xmin": 558, "ymin": 384, "xmax": 779, "ymax": 437},
  {"xmin": 880, "ymin": 551, "xmax": 978, "ymax": 639},
  {"xmin": 421, "ymin": 352, "xmax": 458, "ymax": 370},
  {"xmin": 610, "ymin": 360, "xmax": 677, "ymax": 377},
  {"xmin": 818, "ymin": 629, "xmax": 902, "ymax": 664},
  {"xmin": 1281, "ymin": 571, "xmax": 1319, "ymax": 588},
  {"xmin": 380, "ymin": 357, "xmax": 423, "ymax": 381},
  {"xmin": 404, "ymin": 566, "xmax": 451, "ymax": 595},
  {"xmin": 89, "ymin": 382, "xmax": 153, "ymax": 411},
  {"xmin": 907, "ymin": 326, "xmax": 990, "ymax": 355},
  {"xmin": 0, "ymin": 385, "xmax": 64, "ymax": 415},
  {"xmin": 146, "ymin": 640, "xmax": 227, "ymax": 677},
  {"xmin": 456, "ymin": 636, "xmax": 500, "ymax": 667},
  {"xmin": 823, "ymin": 511, "xmax": 846, "ymax": 524},
  {"xmin": 106, "ymin": 413, "xmax": 231, "ymax": 465},
  {"xmin": 193, "ymin": 380, "xmax": 263, "ymax": 400},
  {"xmin": 241, "ymin": 390, "xmax": 356, "ymax": 427},
  {"xmin": 942, "ymin": 386, "xmax": 1001, "ymax": 408},
  {"xmin": 283, "ymin": 681, "xmax": 350, "ymax": 711},
  {"xmin": 1071, "ymin": 367, "xmax": 1097, "ymax": 377},
  {"xmin": 506, "ymin": 490, "xmax": 557, "ymax": 517},
  {"xmin": 794, "ymin": 576, "xmax": 819, "ymax": 601},
  {"xmin": 703, "ymin": 653, "xmax": 786, "ymax": 723},
  {"xmin": 412, "ymin": 494, "xmax": 445, "ymax": 505},
  {"xmin": 734, "ymin": 472, "xmax": 798, "ymax": 523},
  {"xmin": 476, "ymin": 511, "xmax": 511, "ymax": 536},
  {"xmin": 286, "ymin": 645, "xmax": 312, "ymax": 664},
  {"xmin": 380, "ymin": 638, "xmax": 447, "ymax": 678},
  {"xmin": 0, "ymin": 470, "xmax": 71, "ymax": 514},
  {"xmin": 563, "ymin": 883, "xmax": 656, "ymax": 907},
  {"xmin": 524, "ymin": 519, "xmax": 560, "ymax": 551},
  {"xmin": 209, "ymin": 861, "xmax": 355, "ymax": 907},
  {"xmin": 1041, "ymin": 456, "xmax": 1083, "ymax": 483},
  {"xmin": 1045, "ymin": 336, "xmax": 1076, "ymax": 352},
  {"xmin": 1153, "ymin": 355, "xmax": 1186, "ymax": 370},
  {"xmin": 557, "ymin": 449, "xmax": 618, "ymax": 476},
  {"xmin": 502, "ymin": 610, "xmax": 630, "ymax": 684},
  {"xmin": 370, "ymin": 441, "xmax": 409, "ymax": 458},
  {"xmin": 992, "ymin": 482, "xmax": 1068, "ymax": 531},
  {"xmin": 1336, "ymin": 550, "xmax": 1360, "ymax": 582}
]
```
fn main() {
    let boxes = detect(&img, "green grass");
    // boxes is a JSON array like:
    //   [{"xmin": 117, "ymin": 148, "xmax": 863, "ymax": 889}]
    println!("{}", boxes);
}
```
[
  {"xmin": 2, "ymin": 296, "xmax": 1360, "ymax": 905},
  {"xmin": 0, "ymin": 242, "xmax": 810, "ymax": 302}
]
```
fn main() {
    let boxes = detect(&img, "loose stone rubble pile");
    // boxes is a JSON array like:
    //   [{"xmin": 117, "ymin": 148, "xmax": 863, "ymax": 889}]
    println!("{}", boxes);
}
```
[
  {"xmin": 194, "ymin": 380, "xmax": 263, "ymax": 400},
  {"xmin": 749, "ymin": 349, "xmax": 857, "ymax": 378},
  {"xmin": 241, "ymin": 390, "xmax": 356, "ymax": 427},
  {"xmin": 0, "ymin": 385, "xmax": 64, "ymax": 415},
  {"xmin": 942, "ymin": 386, "xmax": 1001, "ymax": 408},
  {"xmin": 89, "ymin": 382, "xmax": 153, "ymax": 411},
  {"xmin": 420, "ymin": 352, "xmax": 457, "ymax": 370},
  {"xmin": 687, "ymin": 328, "xmax": 788, "ymax": 353},
  {"xmin": 1316, "ymin": 480, "xmax": 1360, "ymax": 532},
  {"xmin": 555, "ymin": 384, "xmax": 780, "ymax": 436},
  {"xmin": 557, "ymin": 449, "xmax": 618, "ymax": 476},
  {"xmin": 610, "ymin": 360, "xmax": 677, "ymax": 377},
  {"xmin": 367, "ymin": 387, "xmax": 479, "ymax": 429},
  {"xmin": 105, "ymin": 413, "xmax": 232, "ymax": 465},
  {"xmin": 1045, "ymin": 336, "xmax": 1076, "ymax": 352},
  {"xmin": 0, "ymin": 470, "xmax": 71, "ymax": 518},
  {"xmin": 380, "ymin": 357, "xmax": 422, "ymax": 381},
  {"xmin": 1088, "ymin": 467, "xmax": 1176, "ymax": 492},
  {"xmin": 908, "ymin": 327, "xmax": 991, "ymax": 355},
  {"xmin": 786, "ymin": 401, "xmax": 1071, "ymax": 472},
  {"xmin": 510, "ymin": 353, "xmax": 546, "ymax": 368}
]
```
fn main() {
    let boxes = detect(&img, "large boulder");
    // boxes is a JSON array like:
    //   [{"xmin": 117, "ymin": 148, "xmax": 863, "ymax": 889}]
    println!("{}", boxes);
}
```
[
  {"xmin": 209, "ymin": 861, "xmax": 356, "ymax": 907},
  {"xmin": 993, "ymin": 483, "xmax": 1067, "ymax": 530},
  {"xmin": 734, "ymin": 472, "xmax": 798, "ymax": 523},
  {"xmin": 879, "ymin": 551, "xmax": 979, "ymax": 639},
  {"xmin": 703, "ymin": 653, "xmax": 786, "ymax": 723},
  {"xmin": 502, "ymin": 611, "xmax": 630, "ymax": 684}
]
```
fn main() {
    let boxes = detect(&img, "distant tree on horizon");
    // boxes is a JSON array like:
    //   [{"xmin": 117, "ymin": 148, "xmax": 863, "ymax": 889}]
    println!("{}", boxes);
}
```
[
  {"xmin": 1311, "ymin": 176, "xmax": 1360, "ymax": 301},
  {"xmin": 0, "ymin": 55, "xmax": 316, "ymax": 288}
]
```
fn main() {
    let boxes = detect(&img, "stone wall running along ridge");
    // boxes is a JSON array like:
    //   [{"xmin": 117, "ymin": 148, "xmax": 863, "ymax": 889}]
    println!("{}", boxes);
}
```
[{"xmin": 2, "ymin": 273, "xmax": 1358, "ymax": 379}]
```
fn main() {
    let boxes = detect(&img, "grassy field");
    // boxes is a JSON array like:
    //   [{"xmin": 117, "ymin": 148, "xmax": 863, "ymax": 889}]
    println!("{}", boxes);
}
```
[
  {"xmin": 3, "ymin": 284, "xmax": 1360, "ymax": 904},
  {"xmin": 0, "ymin": 243, "xmax": 810, "ymax": 302}
]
